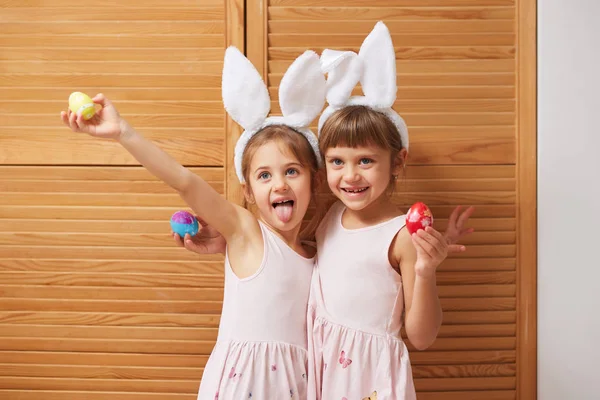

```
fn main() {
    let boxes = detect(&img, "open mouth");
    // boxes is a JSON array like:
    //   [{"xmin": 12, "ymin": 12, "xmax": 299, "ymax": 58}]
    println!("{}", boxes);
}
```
[
  {"xmin": 272, "ymin": 199, "xmax": 294, "ymax": 208},
  {"xmin": 341, "ymin": 187, "xmax": 368, "ymax": 194}
]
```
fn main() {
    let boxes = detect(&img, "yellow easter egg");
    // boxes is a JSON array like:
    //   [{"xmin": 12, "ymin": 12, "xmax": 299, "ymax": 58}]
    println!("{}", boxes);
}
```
[{"xmin": 68, "ymin": 91, "xmax": 96, "ymax": 120}]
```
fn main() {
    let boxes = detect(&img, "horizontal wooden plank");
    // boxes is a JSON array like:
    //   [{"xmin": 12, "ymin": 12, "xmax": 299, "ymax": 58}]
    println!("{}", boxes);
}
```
[
  {"xmin": 269, "ymin": 19, "xmax": 515, "ymax": 35},
  {"xmin": 1, "ymin": 21, "xmax": 224, "ymax": 35},
  {"xmin": 0, "ymin": 259, "xmax": 225, "ymax": 274},
  {"xmin": 1, "ymin": 100, "xmax": 225, "ymax": 114},
  {"xmin": 412, "ymin": 363, "xmax": 515, "ymax": 378},
  {"xmin": 414, "ymin": 377, "xmax": 515, "ymax": 391},
  {"xmin": 0, "ymin": 194, "xmax": 202, "ymax": 208},
  {"xmin": 0, "ymin": 89, "xmax": 222, "ymax": 101},
  {"xmin": 0, "ymin": 130, "xmax": 223, "ymax": 165},
  {"xmin": 0, "ymin": 48, "xmax": 224, "ymax": 62},
  {"xmin": 0, "ymin": 376, "xmax": 198, "ymax": 392},
  {"xmin": 0, "ymin": 298, "xmax": 223, "ymax": 314},
  {"xmin": 0, "ymin": 62, "xmax": 224, "ymax": 76},
  {"xmin": 270, "ymin": 46, "xmax": 516, "ymax": 61},
  {"xmin": 0, "ymin": 285, "xmax": 223, "ymax": 301},
  {"xmin": 1, "ymin": 114, "xmax": 223, "ymax": 128},
  {"xmin": 439, "ymin": 259, "xmax": 516, "ymax": 272},
  {"xmin": 3, "ymin": 0, "xmax": 224, "ymax": 6},
  {"xmin": 0, "ymin": 337, "xmax": 216, "ymax": 354},
  {"xmin": 0, "ymin": 363, "xmax": 204, "ymax": 380},
  {"xmin": 268, "ymin": 7, "xmax": 515, "ymax": 21},
  {"xmin": 409, "ymin": 337, "xmax": 515, "ymax": 352},
  {"xmin": 437, "ymin": 285, "xmax": 516, "ymax": 298},
  {"xmin": 0, "ymin": 270, "xmax": 225, "ymax": 285},
  {"xmin": 411, "ymin": 350, "xmax": 515, "ymax": 365},
  {"xmin": 0, "ymin": 35, "xmax": 224, "ymax": 48},
  {"xmin": 0, "ymin": 75, "xmax": 222, "ymax": 88},
  {"xmin": 437, "ymin": 271, "xmax": 516, "ymax": 285},
  {"xmin": 269, "ymin": 33, "xmax": 515, "ymax": 47},
  {"xmin": 0, "ymin": 325, "xmax": 217, "ymax": 340},
  {"xmin": 0, "ymin": 166, "xmax": 221, "ymax": 180},
  {"xmin": 1, "ymin": 8, "xmax": 224, "ymax": 22},
  {"xmin": 269, "ymin": 0, "xmax": 515, "ymax": 5},
  {"xmin": 0, "ymin": 351, "xmax": 208, "ymax": 367},
  {"xmin": 443, "ymin": 311, "xmax": 515, "ymax": 324},
  {"xmin": 0, "ymin": 311, "xmax": 221, "ymax": 327}
]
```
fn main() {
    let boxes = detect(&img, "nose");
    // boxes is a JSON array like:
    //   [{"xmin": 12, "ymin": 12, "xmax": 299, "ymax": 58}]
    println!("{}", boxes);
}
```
[
  {"xmin": 272, "ymin": 176, "xmax": 289, "ymax": 192},
  {"xmin": 343, "ymin": 166, "xmax": 360, "ymax": 182}
]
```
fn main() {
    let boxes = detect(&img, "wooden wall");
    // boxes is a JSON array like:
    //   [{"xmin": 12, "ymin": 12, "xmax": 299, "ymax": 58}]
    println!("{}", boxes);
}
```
[{"xmin": 0, "ymin": 0, "xmax": 536, "ymax": 399}]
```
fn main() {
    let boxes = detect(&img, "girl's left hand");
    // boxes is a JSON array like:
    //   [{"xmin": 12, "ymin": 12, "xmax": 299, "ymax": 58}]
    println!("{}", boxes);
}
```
[{"xmin": 412, "ymin": 226, "xmax": 466, "ymax": 279}]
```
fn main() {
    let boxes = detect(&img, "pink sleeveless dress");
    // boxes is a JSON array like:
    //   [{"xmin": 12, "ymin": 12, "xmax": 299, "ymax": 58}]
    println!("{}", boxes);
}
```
[
  {"xmin": 197, "ymin": 221, "xmax": 315, "ymax": 400},
  {"xmin": 308, "ymin": 201, "xmax": 417, "ymax": 400}
]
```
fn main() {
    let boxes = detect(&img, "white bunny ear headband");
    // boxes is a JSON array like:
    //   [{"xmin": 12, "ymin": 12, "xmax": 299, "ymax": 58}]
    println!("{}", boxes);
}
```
[
  {"xmin": 317, "ymin": 21, "xmax": 409, "ymax": 150},
  {"xmin": 222, "ymin": 47, "xmax": 326, "ymax": 183}
]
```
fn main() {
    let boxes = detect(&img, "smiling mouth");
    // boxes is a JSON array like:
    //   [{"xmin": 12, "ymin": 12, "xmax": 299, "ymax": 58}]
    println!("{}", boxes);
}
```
[{"xmin": 341, "ymin": 187, "xmax": 368, "ymax": 193}]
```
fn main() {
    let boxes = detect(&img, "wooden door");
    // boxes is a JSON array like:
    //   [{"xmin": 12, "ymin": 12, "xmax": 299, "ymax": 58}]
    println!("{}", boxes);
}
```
[
  {"xmin": 0, "ymin": 1, "xmax": 243, "ymax": 399},
  {"xmin": 243, "ymin": 0, "xmax": 537, "ymax": 399}
]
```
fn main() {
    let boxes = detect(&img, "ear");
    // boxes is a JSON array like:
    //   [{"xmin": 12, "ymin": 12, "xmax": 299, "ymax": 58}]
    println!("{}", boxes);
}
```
[
  {"xmin": 278, "ymin": 50, "xmax": 327, "ymax": 128},
  {"xmin": 242, "ymin": 183, "xmax": 255, "ymax": 205},
  {"xmin": 392, "ymin": 148, "xmax": 408, "ymax": 176},
  {"xmin": 358, "ymin": 21, "xmax": 397, "ymax": 108},
  {"xmin": 222, "ymin": 46, "xmax": 270, "ymax": 132}
]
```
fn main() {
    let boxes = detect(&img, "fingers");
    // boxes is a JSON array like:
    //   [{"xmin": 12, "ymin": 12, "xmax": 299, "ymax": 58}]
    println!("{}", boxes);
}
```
[
  {"xmin": 196, "ymin": 216, "xmax": 208, "ymax": 227},
  {"xmin": 172, "ymin": 232, "xmax": 185, "ymax": 248},
  {"xmin": 448, "ymin": 205, "xmax": 461, "ymax": 226},
  {"xmin": 457, "ymin": 206, "xmax": 475, "ymax": 228},
  {"xmin": 448, "ymin": 243, "xmax": 467, "ymax": 253},
  {"xmin": 92, "ymin": 93, "xmax": 111, "ymax": 108}
]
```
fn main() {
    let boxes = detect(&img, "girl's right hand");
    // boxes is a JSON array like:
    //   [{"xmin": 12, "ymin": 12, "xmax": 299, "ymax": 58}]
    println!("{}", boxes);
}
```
[
  {"xmin": 60, "ymin": 93, "xmax": 128, "ymax": 141},
  {"xmin": 173, "ymin": 217, "xmax": 227, "ymax": 255}
]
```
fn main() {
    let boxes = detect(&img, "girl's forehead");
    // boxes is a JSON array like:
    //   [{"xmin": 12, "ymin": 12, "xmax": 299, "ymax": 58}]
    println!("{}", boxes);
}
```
[{"xmin": 325, "ymin": 144, "xmax": 389, "ymax": 155}]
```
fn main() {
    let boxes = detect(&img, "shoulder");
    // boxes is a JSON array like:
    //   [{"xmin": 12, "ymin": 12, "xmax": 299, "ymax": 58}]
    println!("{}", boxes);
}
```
[{"xmin": 391, "ymin": 225, "xmax": 416, "ymax": 267}]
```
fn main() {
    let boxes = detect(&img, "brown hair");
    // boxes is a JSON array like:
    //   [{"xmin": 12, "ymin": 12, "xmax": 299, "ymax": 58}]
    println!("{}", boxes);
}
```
[
  {"xmin": 319, "ymin": 105, "xmax": 406, "ymax": 189},
  {"xmin": 241, "ymin": 125, "xmax": 324, "ymax": 240}
]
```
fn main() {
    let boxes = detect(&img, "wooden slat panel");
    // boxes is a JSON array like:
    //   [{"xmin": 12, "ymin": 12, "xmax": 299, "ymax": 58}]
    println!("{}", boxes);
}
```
[
  {"xmin": 0, "ymin": 3, "xmax": 226, "ymax": 165},
  {"xmin": 0, "ymin": 1, "xmax": 236, "ymax": 398}
]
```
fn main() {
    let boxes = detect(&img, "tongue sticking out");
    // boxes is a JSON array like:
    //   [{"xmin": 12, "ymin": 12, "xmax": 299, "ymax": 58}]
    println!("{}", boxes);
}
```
[{"xmin": 274, "ymin": 203, "xmax": 293, "ymax": 223}]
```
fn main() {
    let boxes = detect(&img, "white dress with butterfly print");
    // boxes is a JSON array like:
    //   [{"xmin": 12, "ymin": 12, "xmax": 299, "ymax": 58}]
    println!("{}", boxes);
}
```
[
  {"xmin": 307, "ymin": 201, "xmax": 417, "ymax": 400},
  {"xmin": 197, "ymin": 221, "xmax": 315, "ymax": 400}
]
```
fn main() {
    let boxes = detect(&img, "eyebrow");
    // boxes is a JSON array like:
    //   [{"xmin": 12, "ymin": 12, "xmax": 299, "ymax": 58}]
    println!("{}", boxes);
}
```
[{"xmin": 253, "ymin": 162, "xmax": 303, "ymax": 174}]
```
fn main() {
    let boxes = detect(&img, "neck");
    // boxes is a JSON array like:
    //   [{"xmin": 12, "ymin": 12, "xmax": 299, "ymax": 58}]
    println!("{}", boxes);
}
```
[
  {"xmin": 343, "ymin": 194, "xmax": 399, "ymax": 226},
  {"xmin": 258, "ymin": 218, "xmax": 304, "ymax": 248}
]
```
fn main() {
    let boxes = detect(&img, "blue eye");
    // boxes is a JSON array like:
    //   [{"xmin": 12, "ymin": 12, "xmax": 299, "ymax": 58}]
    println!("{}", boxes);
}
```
[
  {"xmin": 258, "ymin": 172, "xmax": 271, "ymax": 180},
  {"xmin": 331, "ymin": 159, "xmax": 343, "ymax": 166},
  {"xmin": 286, "ymin": 168, "xmax": 298, "ymax": 176},
  {"xmin": 359, "ymin": 158, "xmax": 373, "ymax": 165}
]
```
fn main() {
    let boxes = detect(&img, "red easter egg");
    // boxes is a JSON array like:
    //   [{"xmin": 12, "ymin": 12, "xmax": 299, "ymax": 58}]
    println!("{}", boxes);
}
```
[{"xmin": 406, "ymin": 202, "xmax": 434, "ymax": 235}]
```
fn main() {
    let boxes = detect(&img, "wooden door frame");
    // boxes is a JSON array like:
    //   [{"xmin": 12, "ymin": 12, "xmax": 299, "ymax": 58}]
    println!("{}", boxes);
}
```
[
  {"xmin": 516, "ymin": 0, "xmax": 537, "ymax": 399},
  {"xmin": 236, "ymin": 1, "xmax": 539, "ymax": 398}
]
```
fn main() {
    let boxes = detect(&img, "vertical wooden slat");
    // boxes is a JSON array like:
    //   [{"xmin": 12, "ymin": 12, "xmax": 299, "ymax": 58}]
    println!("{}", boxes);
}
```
[
  {"xmin": 225, "ymin": 0, "xmax": 246, "ymax": 205},
  {"xmin": 516, "ymin": 0, "xmax": 538, "ymax": 399}
]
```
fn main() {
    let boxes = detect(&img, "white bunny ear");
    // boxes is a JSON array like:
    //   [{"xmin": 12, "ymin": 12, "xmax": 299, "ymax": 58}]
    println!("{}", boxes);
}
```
[
  {"xmin": 278, "ymin": 50, "xmax": 326, "ymax": 128},
  {"xmin": 222, "ymin": 46, "xmax": 270, "ymax": 132},
  {"xmin": 358, "ymin": 21, "xmax": 397, "ymax": 108},
  {"xmin": 320, "ymin": 49, "xmax": 363, "ymax": 107}
]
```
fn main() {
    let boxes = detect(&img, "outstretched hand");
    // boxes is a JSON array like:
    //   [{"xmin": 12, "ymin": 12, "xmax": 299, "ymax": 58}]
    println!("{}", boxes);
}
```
[
  {"xmin": 444, "ymin": 205, "xmax": 475, "ymax": 245},
  {"xmin": 173, "ymin": 217, "xmax": 226, "ymax": 255},
  {"xmin": 60, "ymin": 93, "xmax": 127, "ymax": 140}
]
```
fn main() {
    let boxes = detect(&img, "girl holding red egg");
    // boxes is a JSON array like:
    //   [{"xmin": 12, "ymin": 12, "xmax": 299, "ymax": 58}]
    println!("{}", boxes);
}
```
[{"xmin": 305, "ymin": 22, "xmax": 474, "ymax": 400}]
